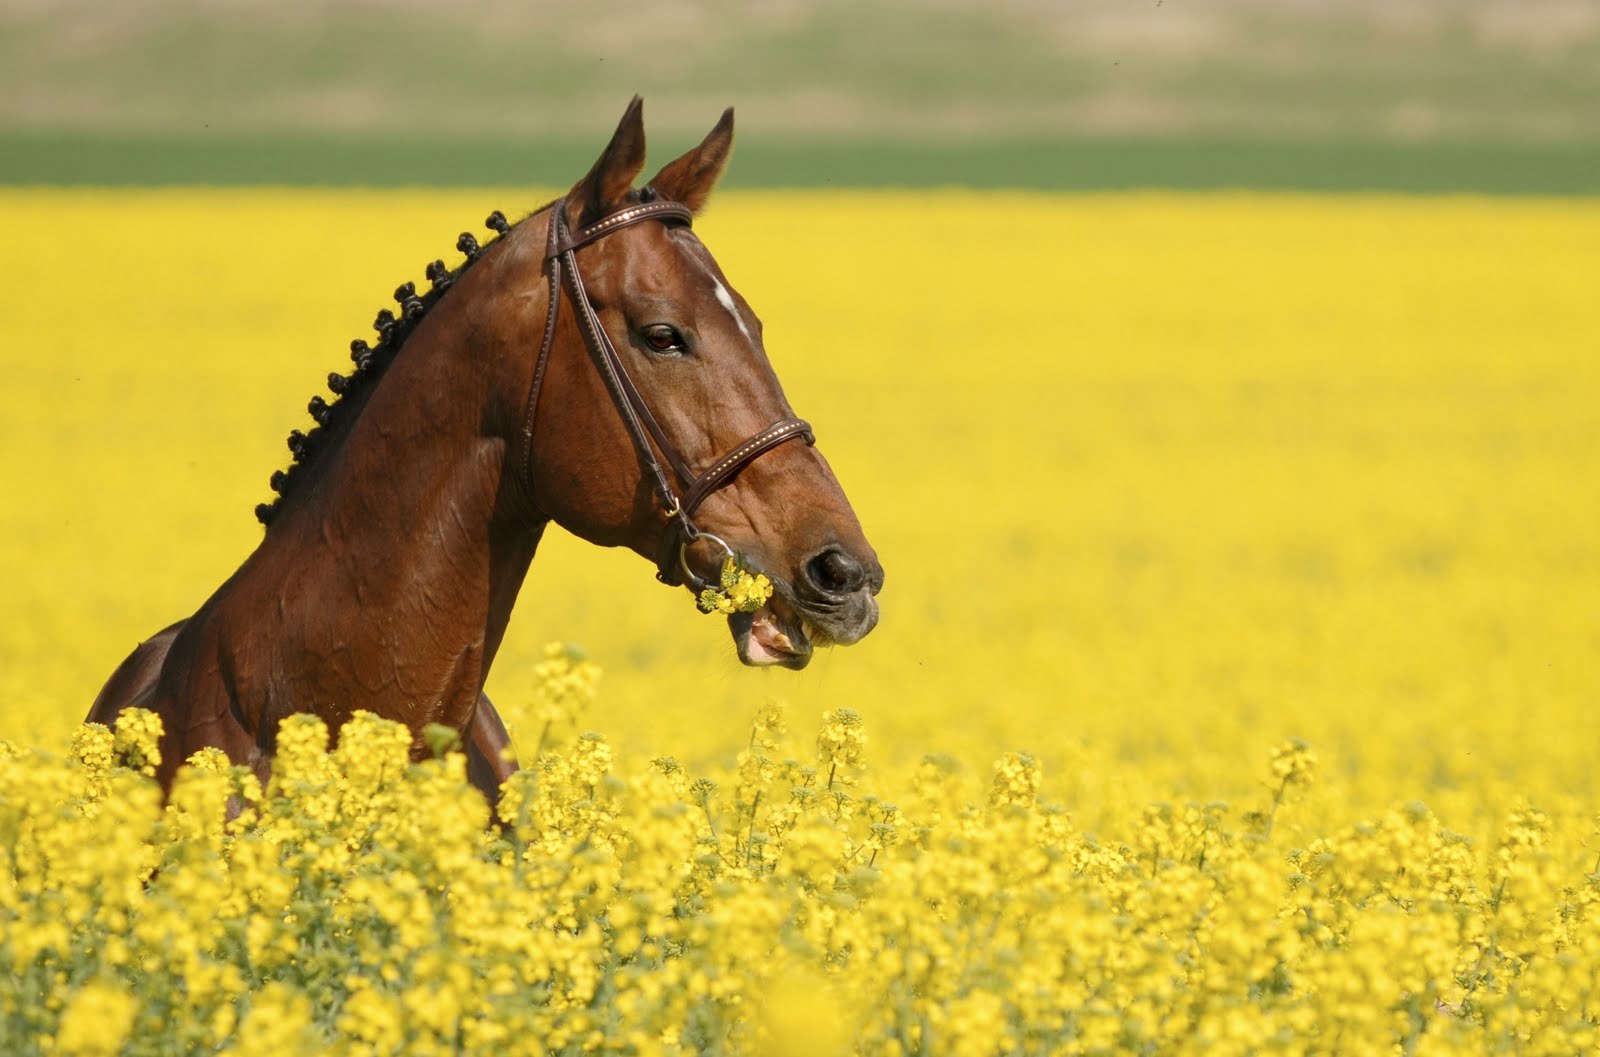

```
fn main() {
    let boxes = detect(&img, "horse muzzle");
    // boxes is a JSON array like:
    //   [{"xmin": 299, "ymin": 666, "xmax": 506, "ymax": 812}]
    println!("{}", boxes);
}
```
[{"xmin": 728, "ymin": 559, "xmax": 882, "ymax": 669}]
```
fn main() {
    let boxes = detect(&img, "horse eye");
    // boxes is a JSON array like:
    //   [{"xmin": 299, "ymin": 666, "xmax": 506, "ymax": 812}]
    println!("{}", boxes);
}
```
[{"xmin": 642, "ymin": 324, "xmax": 684, "ymax": 353}]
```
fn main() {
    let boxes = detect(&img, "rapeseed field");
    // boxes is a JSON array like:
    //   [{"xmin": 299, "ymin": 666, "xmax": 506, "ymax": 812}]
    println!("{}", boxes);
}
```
[{"xmin": 2, "ymin": 190, "xmax": 1598, "ymax": 1053}]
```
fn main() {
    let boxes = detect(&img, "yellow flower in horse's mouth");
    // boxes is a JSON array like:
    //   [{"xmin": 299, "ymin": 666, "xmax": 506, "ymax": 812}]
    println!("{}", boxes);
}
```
[{"xmin": 698, "ymin": 556, "xmax": 774, "ymax": 615}]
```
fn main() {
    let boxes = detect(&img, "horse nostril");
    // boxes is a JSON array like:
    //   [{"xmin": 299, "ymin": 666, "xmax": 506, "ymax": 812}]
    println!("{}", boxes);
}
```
[{"xmin": 806, "ymin": 547, "xmax": 866, "ymax": 596}]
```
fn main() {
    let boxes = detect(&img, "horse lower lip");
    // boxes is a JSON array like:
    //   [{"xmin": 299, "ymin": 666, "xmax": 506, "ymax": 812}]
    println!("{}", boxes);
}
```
[{"xmin": 730, "ymin": 606, "xmax": 811, "ymax": 667}]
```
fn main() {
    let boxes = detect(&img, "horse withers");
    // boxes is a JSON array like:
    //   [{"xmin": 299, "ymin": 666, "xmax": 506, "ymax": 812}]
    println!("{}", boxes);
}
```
[{"xmin": 87, "ymin": 98, "xmax": 884, "ymax": 800}]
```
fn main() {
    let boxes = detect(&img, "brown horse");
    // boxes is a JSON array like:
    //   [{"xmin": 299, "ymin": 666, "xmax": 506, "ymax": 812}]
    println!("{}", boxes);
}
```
[{"xmin": 87, "ymin": 99, "xmax": 883, "ymax": 799}]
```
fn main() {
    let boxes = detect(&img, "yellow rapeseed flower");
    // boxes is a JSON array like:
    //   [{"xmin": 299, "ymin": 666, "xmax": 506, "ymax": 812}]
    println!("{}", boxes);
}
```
[
  {"xmin": 698, "ymin": 556, "xmax": 775, "ymax": 615},
  {"xmin": 54, "ymin": 979, "xmax": 137, "ymax": 1057}
]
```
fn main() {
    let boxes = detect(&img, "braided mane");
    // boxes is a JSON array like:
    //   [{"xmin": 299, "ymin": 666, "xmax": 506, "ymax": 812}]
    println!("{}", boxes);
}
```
[{"xmin": 254, "ymin": 209, "xmax": 520, "ymax": 526}]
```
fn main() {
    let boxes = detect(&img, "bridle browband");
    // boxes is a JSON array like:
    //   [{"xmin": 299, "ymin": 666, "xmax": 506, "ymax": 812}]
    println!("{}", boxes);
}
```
[{"xmin": 518, "ymin": 194, "xmax": 815, "ymax": 594}]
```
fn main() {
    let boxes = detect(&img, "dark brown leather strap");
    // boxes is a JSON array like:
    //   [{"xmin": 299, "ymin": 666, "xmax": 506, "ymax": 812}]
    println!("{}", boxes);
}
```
[
  {"xmin": 519, "ymin": 194, "xmax": 816, "ymax": 591},
  {"xmin": 560, "ymin": 240, "xmax": 686, "ymax": 510},
  {"xmin": 552, "ymin": 200, "xmax": 694, "ymax": 256},
  {"xmin": 517, "ymin": 209, "xmax": 566, "ymax": 498},
  {"xmin": 653, "ymin": 417, "xmax": 813, "ymax": 585},
  {"xmin": 682, "ymin": 418, "xmax": 814, "ymax": 518}
]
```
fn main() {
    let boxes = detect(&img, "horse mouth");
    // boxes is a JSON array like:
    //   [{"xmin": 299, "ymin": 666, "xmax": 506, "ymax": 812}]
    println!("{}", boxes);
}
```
[
  {"xmin": 729, "ymin": 596, "xmax": 815, "ymax": 670},
  {"xmin": 712, "ymin": 553, "xmax": 881, "ymax": 670}
]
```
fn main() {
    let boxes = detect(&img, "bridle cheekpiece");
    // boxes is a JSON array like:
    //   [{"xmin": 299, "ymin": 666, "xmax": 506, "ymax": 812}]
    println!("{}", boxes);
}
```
[{"xmin": 518, "ymin": 194, "xmax": 815, "ymax": 594}]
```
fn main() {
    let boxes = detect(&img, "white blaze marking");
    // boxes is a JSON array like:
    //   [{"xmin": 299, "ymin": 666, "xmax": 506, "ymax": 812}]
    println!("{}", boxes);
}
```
[{"xmin": 712, "ymin": 278, "xmax": 754, "ymax": 343}]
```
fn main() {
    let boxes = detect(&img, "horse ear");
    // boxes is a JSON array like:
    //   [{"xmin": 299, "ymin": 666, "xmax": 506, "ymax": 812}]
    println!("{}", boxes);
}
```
[
  {"xmin": 647, "ymin": 108, "xmax": 734, "ymax": 214},
  {"xmin": 569, "ymin": 96, "xmax": 648, "ymax": 227}
]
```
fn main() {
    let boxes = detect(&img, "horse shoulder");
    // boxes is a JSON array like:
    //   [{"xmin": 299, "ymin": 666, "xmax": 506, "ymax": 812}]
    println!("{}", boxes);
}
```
[{"xmin": 86, "ymin": 618, "xmax": 187, "ymax": 727}]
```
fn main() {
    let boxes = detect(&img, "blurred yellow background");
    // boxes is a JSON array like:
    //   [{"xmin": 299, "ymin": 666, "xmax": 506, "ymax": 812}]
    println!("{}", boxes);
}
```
[{"xmin": 3, "ymin": 188, "xmax": 1596, "ymax": 826}]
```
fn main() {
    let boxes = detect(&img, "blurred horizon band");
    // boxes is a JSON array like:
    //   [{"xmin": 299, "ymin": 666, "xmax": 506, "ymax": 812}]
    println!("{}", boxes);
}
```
[{"xmin": 4, "ymin": 133, "xmax": 1598, "ymax": 194}]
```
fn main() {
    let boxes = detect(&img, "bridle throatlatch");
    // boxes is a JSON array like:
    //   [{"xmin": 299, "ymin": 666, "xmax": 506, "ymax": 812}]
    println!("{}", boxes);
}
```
[{"xmin": 518, "ymin": 194, "xmax": 815, "ymax": 594}]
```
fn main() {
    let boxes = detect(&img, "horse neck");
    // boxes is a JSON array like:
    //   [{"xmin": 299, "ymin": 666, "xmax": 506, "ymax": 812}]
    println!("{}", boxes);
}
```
[{"xmin": 253, "ymin": 247, "xmax": 550, "ymax": 683}]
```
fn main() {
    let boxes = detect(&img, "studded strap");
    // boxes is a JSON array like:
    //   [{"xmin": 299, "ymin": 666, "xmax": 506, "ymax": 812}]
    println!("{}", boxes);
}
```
[{"xmin": 552, "ymin": 200, "xmax": 694, "ymax": 257}]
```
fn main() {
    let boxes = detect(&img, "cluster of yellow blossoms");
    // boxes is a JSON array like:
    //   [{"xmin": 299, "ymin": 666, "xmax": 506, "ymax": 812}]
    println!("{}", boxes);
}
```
[
  {"xmin": 1, "ymin": 179, "xmax": 1595, "ymax": 1056},
  {"xmin": 696, "ymin": 557, "xmax": 775, "ymax": 616},
  {"xmin": 2, "ymin": 657, "xmax": 1597, "ymax": 1056}
]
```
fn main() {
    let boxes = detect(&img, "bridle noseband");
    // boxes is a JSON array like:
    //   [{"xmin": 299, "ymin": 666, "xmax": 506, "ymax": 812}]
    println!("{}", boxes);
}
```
[{"xmin": 518, "ymin": 194, "xmax": 814, "ymax": 594}]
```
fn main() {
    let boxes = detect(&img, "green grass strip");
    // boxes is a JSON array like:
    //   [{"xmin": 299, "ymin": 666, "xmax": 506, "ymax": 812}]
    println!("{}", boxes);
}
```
[{"xmin": 4, "ymin": 133, "xmax": 1598, "ymax": 194}]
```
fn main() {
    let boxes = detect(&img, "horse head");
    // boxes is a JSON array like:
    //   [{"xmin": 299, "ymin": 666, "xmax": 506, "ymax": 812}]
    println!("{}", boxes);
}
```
[{"xmin": 506, "ymin": 99, "xmax": 883, "ymax": 669}]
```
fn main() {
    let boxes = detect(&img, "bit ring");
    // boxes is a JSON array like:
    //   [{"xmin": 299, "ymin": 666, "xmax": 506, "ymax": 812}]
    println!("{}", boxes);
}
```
[{"xmin": 679, "ymin": 531, "xmax": 734, "ymax": 586}]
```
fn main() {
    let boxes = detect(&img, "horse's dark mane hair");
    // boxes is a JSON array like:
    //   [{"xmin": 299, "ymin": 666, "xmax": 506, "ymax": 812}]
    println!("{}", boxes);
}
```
[
  {"xmin": 253, "ymin": 187, "xmax": 668, "ymax": 527},
  {"xmin": 253, "ymin": 208, "xmax": 522, "ymax": 527}
]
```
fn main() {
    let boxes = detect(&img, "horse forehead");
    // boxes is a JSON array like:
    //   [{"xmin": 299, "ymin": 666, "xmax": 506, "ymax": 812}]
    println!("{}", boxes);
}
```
[
  {"xmin": 606, "ymin": 226, "xmax": 711, "ymax": 291},
  {"xmin": 617, "ymin": 228, "xmax": 753, "ymax": 322},
  {"xmin": 672, "ymin": 232, "xmax": 755, "ymax": 326}
]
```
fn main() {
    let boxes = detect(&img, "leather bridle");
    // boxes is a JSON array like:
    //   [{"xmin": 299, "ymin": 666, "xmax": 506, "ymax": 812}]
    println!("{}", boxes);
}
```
[{"xmin": 517, "ymin": 194, "xmax": 814, "ymax": 594}]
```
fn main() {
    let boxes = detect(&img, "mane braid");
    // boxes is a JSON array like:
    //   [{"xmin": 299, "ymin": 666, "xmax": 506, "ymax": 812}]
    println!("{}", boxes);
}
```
[{"xmin": 254, "ymin": 210, "xmax": 525, "ymax": 526}]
